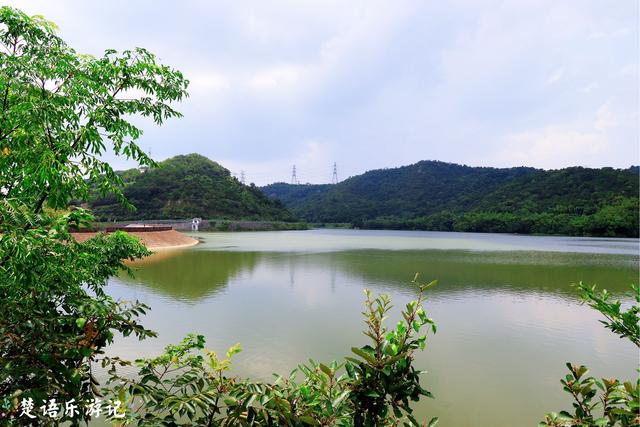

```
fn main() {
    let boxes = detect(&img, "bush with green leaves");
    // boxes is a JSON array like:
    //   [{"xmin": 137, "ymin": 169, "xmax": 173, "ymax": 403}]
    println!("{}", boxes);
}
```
[
  {"xmin": 0, "ymin": 204, "xmax": 157, "ymax": 424},
  {"xmin": 103, "ymin": 280, "xmax": 439, "ymax": 426},
  {"xmin": 540, "ymin": 283, "xmax": 639, "ymax": 427}
]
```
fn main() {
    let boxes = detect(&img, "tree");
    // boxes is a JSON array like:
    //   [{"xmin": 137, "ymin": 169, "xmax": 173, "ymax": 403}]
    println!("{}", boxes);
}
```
[
  {"xmin": 0, "ymin": 7, "xmax": 188, "ymax": 212},
  {"xmin": 0, "ymin": 6, "xmax": 188, "ymax": 424}
]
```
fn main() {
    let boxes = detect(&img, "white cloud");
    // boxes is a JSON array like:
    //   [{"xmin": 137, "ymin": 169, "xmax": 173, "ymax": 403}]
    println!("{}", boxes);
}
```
[
  {"xmin": 588, "ymin": 27, "xmax": 633, "ymax": 39},
  {"xmin": 620, "ymin": 63, "xmax": 638, "ymax": 76},
  {"xmin": 546, "ymin": 67, "xmax": 564, "ymax": 85},
  {"xmin": 2, "ymin": 0, "xmax": 638, "ymax": 182},
  {"xmin": 188, "ymin": 71, "xmax": 231, "ymax": 93},
  {"xmin": 495, "ymin": 127, "xmax": 609, "ymax": 169},
  {"xmin": 594, "ymin": 102, "xmax": 618, "ymax": 132},
  {"xmin": 580, "ymin": 82, "xmax": 597, "ymax": 93},
  {"xmin": 489, "ymin": 102, "xmax": 626, "ymax": 169},
  {"xmin": 246, "ymin": 64, "xmax": 305, "ymax": 94}
]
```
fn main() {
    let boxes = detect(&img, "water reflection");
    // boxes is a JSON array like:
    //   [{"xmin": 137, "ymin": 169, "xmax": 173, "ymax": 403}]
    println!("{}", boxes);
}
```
[
  {"xmin": 121, "ymin": 248, "xmax": 637, "ymax": 302},
  {"xmin": 121, "ymin": 251, "xmax": 262, "ymax": 301},
  {"xmin": 328, "ymin": 250, "xmax": 636, "ymax": 297},
  {"xmin": 187, "ymin": 229, "xmax": 640, "ymax": 255}
]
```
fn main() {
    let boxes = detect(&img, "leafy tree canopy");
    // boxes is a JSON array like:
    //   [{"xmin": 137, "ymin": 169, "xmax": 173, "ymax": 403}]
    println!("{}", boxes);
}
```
[
  {"xmin": 0, "ymin": 5, "xmax": 187, "ymax": 423},
  {"xmin": 0, "ymin": 7, "xmax": 188, "ymax": 213}
]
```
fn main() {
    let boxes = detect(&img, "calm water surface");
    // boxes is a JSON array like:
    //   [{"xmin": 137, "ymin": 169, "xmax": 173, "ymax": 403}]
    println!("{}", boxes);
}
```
[{"xmin": 106, "ymin": 229, "xmax": 639, "ymax": 427}]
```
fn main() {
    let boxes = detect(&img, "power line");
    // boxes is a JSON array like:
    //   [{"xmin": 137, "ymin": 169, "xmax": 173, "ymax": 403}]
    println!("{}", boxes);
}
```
[{"xmin": 230, "ymin": 163, "xmax": 344, "ymax": 185}]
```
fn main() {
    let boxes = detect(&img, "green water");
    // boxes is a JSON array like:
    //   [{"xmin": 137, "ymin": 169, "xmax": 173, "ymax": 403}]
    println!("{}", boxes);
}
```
[{"xmin": 106, "ymin": 229, "xmax": 639, "ymax": 426}]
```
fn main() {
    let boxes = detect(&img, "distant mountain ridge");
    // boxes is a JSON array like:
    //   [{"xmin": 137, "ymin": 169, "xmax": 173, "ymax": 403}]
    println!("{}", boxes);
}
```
[
  {"xmin": 89, "ymin": 154, "xmax": 294, "ymax": 222},
  {"xmin": 261, "ymin": 161, "xmax": 639, "ymax": 237}
]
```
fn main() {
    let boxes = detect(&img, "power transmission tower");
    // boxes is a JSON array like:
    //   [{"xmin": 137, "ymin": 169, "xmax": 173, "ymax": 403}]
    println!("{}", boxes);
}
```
[
  {"xmin": 332, "ymin": 162, "xmax": 338, "ymax": 184},
  {"xmin": 240, "ymin": 170, "xmax": 245, "ymax": 185},
  {"xmin": 291, "ymin": 165, "xmax": 298, "ymax": 184}
]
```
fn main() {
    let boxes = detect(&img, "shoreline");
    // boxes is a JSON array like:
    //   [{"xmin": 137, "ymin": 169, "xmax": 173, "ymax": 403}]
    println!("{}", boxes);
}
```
[{"xmin": 71, "ymin": 229, "xmax": 199, "ymax": 251}]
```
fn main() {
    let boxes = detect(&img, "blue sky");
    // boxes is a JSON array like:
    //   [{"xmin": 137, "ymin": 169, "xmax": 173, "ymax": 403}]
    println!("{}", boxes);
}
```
[{"xmin": 5, "ymin": 0, "xmax": 639, "ymax": 185}]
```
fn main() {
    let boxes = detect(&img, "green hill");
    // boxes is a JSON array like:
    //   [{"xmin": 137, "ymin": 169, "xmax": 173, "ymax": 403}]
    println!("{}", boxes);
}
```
[
  {"xmin": 261, "ymin": 161, "xmax": 639, "ymax": 237},
  {"xmin": 89, "ymin": 154, "xmax": 295, "ymax": 222}
]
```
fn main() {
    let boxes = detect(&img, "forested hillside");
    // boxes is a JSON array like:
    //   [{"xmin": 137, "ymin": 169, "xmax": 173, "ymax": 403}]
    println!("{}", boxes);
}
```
[
  {"xmin": 261, "ymin": 161, "xmax": 639, "ymax": 237},
  {"xmin": 89, "ymin": 154, "xmax": 295, "ymax": 221}
]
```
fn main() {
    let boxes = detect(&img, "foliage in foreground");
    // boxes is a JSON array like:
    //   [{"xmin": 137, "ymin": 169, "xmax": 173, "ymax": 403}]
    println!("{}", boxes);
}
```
[
  {"xmin": 540, "ymin": 283, "xmax": 639, "ymax": 427},
  {"xmin": 104, "ymin": 283, "xmax": 439, "ymax": 426},
  {"xmin": 0, "ymin": 5, "xmax": 186, "ymax": 424},
  {"xmin": 0, "ymin": 205, "xmax": 155, "ymax": 424}
]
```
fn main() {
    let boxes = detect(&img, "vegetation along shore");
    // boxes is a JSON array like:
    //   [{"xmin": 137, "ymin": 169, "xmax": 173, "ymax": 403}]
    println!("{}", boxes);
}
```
[
  {"xmin": 85, "ymin": 152, "xmax": 638, "ymax": 237},
  {"xmin": 263, "ymin": 162, "xmax": 639, "ymax": 237}
]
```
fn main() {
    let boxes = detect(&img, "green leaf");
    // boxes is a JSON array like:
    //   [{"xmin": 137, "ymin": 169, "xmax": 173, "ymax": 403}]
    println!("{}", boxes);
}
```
[
  {"xmin": 351, "ymin": 347, "xmax": 377, "ymax": 365},
  {"xmin": 318, "ymin": 363, "xmax": 333, "ymax": 377},
  {"xmin": 332, "ymin": 390, "xmax": 350, "ymax": 408},
  {"xmin": 299, "ymin": 416, "xmax": 319, "ymax": 425}
]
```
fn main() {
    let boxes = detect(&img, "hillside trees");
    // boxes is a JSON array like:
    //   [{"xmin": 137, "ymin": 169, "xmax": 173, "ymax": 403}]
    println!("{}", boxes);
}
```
[
  {"xmin": 88, "ymin": 154, "xmax": 295, "ymax": 221},
  {"xmin": 262, "ymin": 164, "xmax": 639, "ymax": 237}
]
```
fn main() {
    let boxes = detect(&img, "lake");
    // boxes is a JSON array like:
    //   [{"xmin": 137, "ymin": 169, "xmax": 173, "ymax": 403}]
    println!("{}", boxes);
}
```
[{"xmin": 105, "ymin": 229, "xmax": 639, "ymax": 426}]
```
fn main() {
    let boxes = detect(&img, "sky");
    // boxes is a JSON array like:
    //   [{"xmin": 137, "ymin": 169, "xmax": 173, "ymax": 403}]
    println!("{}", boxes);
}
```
[{"xmin": 4, "ymin": 0, "xmax": 639, "ymax": 185}]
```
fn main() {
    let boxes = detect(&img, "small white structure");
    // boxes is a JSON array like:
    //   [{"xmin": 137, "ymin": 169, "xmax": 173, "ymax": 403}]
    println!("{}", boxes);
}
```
[{"xmin": 191, "ymin": 218, "xmax": 202, "ymax": 231}]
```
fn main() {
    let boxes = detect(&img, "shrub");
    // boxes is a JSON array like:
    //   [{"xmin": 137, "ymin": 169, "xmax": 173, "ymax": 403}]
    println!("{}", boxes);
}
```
[
  {"xmin": 104, "ymin": 281, "xmax": 439, "ymax": 426},
  {"xmin": 539, "ymin": 283, "xmax": 639, "ymax": 427}
]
